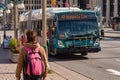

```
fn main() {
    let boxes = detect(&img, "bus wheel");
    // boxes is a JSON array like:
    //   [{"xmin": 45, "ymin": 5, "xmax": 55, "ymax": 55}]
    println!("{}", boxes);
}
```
[
  {"xmin": 81, "ymin": 52, "xmax": 88, "ymax": 56},
  {"xmin": 49, "ymin": 48, "xmax": 58, "ymax": 56}
]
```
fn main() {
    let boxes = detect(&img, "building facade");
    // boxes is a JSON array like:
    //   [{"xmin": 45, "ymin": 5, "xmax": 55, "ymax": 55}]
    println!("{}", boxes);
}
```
[
  {"xmin": 102, "ymin": 0, "xmax": 120, "ymax": 26},
  {"xmin": 17, "ymin": 0, "xmax": 120, "ymax": 26},
  {"xmin": 23, "ymin": 0, "xmax": 78, "ymax": 11},
  {"xmin": 23, "ymin": 0, "xmax": 51, "ymax": 11},
  {"xmin": 78, "ymin": 0, "xmax": 120, "ymax": 26}
]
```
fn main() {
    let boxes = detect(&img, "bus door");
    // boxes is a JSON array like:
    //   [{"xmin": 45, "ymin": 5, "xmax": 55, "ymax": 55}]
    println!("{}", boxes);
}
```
[{"xmin": 48, "ymin": 22, "xmax": 57, "ymax": 51}]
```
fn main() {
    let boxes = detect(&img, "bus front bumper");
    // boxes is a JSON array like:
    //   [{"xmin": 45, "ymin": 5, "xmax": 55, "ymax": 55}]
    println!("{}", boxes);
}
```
[{"xmin": 57, "ymin": 47, "xmax": 101, "ymax": 53}]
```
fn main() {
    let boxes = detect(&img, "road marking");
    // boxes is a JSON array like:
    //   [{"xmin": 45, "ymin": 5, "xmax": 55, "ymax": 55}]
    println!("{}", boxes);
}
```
[
  {"xmin": 116, "ymin": 59, "xmax": 120, "ymax": 62},
  {"xmin": 106, "ymin": 69, "xmax": 120, "ymax": 76}
]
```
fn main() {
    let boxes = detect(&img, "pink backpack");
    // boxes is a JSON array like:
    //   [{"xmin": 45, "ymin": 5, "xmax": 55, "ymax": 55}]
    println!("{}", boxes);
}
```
[{"xmin": 24, "ymin": 46, "xmax": 45, "ymax": 77}]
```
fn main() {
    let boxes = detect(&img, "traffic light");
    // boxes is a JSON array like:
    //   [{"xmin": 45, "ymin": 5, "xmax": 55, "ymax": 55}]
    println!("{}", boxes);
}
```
[{"xmin": 52, "ymin": 0, "xmax": 56, "ymax": 7}]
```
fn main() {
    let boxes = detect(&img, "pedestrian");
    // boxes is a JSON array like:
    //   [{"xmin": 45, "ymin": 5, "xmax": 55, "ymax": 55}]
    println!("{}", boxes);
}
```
[
  {"xmin": 16, "ymin": 29, "xmax": 48, "ymax": 80},
  {"xmin": 20, "ymin": 35, "xmax": 27, "ymax": 46}
]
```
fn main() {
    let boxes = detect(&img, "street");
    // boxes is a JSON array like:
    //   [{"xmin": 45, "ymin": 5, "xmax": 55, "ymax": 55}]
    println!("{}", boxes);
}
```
[
  {"xmin": 0, "ymin": 0, "xmax": 120, "ymax": 80},
  {"xmin": 0, "ymin": 29, "xmax": 120, "ymax": 80},
  {"xmin": 49, "ymin": 37, "xmax": 120, "ymax": 80}
]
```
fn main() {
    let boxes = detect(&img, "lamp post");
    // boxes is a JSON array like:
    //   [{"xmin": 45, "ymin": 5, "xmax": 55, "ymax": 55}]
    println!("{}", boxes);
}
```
[
  {"xmin": 7, "ymin": 0, "xmax": 25, "ymax": 38},
  {"xmin": 0, "ymin": 3, "xmax": 11, "ymax": 40},
  {"xmin": 3, "ymin": 9, "xmax": 11, "ymax": 39},
  {"xmin": 3, "ymin": 9, "xmax": 7, "ymax": 39}
]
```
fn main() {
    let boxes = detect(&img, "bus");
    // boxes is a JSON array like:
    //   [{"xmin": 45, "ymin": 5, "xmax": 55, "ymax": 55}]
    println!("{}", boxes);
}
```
[
  {"xmin": 19, "ymin": 7, "xmax": 101, "ymax": 56},
  {"xmin": 111, "ymin": 17, "xmax": 120, "ymax": 30}
]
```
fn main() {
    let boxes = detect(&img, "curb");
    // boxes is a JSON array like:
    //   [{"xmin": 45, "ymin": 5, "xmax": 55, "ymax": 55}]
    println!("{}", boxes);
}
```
[
  {"xmin": 104, "ymin": 36, "xmax": 120, "ymax": 39},
  {"xmin": 49, "ymin": 62, "xmax": 92, "ymax": 80}
]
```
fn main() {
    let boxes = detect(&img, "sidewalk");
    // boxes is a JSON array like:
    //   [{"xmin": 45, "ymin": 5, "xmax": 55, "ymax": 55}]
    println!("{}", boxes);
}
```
[
  {"xmin": 104, "ymin": 28, "xmax": 120, "ymax": 38},
  {"xmin": 0, "ymin": 47, "xmax": 91, "ymax": 80}
]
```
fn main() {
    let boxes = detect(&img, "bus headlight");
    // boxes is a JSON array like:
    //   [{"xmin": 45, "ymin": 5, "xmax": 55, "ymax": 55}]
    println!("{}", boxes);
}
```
[
  {"xmin": 58, "ymin": 40, "xmax": 64, "ymax": 47},
  {"xmin": 94, "ymin": 38, "xmax": 99, "ymax": 46}
]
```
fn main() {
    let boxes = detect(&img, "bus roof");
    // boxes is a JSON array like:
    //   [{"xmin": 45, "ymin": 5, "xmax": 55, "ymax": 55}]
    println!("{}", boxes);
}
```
[{"xmin": 19, "ymin": 7, "xmax": 95, "ymax": 22}]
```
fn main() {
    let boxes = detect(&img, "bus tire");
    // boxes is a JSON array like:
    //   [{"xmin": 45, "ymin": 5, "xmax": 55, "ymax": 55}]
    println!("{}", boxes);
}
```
[{"xmin": 81, "ymin": 52, "xmax": 88, "ymax": 56}]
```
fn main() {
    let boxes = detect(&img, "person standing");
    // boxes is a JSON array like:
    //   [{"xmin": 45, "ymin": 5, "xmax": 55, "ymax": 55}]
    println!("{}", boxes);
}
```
[
  {"xmin": 20, "ymin": 35, "xmax": 27, "ymax": 46},
  {"xmin": 16, "ymin": 30, "xmax": 48, "ymax": 80}
]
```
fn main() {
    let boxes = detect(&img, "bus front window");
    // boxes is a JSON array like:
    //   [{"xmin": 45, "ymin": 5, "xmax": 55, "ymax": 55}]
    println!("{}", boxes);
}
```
[{"xmin": 58, "ymin": 20, "xmax": 98, "ymax": 37}]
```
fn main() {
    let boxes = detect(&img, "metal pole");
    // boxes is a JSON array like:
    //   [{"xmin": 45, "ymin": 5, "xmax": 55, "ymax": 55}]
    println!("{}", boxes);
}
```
[
  {"xmin": 42, "ymin": 0, "xmax": 48, "ymax": 57},
  {"xmin": 3, "ymin": 10, "xmax": 6, "ymax": 39},
  {"xmin": 14, "ymin": 1, "xmax": 18, "ymax": 38}
]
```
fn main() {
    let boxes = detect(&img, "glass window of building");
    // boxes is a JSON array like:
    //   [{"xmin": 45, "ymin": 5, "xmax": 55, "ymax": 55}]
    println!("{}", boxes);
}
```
[{"xmin": 103, "ymin": 0, "xmax": 106, "ymax": 16}]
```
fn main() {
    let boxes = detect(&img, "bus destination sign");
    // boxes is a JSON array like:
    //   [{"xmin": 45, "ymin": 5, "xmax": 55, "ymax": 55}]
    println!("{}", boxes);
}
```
[{"xmin": 57, "ymin": 12, "xmax": 96, "ymax": 21}]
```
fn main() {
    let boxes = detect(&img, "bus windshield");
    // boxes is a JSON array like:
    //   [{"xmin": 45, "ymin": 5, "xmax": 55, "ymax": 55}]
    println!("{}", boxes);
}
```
[{"xmin": 58, "ymin": 20, "xmax": 98, "ymax": 37}]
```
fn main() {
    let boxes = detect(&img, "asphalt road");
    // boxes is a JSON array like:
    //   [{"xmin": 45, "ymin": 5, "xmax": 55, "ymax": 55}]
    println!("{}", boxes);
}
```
[{"xmin": 49, "ymin": 37, "xmax": 120, "ymax": 80}]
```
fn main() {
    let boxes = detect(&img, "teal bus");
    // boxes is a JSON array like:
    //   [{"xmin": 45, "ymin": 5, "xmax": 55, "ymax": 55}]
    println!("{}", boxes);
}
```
[
  {"xmin": 47, "ymin": 9, "xmax": 101, "ymax": 56},
  {"xmin": 19, "ymin": 7, "xmax": 101, "ymax": 56}
]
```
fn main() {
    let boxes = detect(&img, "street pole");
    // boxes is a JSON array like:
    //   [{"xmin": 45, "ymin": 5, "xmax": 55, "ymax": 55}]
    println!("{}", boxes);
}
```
[
  {"xmin": 14, "ymin": 1, "xmax": 18, "ymax": 38},
  {"xmin": 3, "ymin": 10, "xmax": 6, "ymax": 39},
  {"xmin": 42, "ymin": 0, "xmax": 51, "ymax": 70},
  {"xmin": 42, "ymin": 0, "xmax": 48, "ymax": 57}
]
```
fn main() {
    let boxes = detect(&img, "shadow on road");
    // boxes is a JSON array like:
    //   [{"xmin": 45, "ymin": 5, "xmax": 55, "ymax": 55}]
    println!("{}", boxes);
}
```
[
  {"xmin": 101, "ymin": 37, "xmax": 120, "ymax": 41},
  {"xmin": 0, "ymin": 47, "xmax": 13, "ymax": 64},
  {"xmin": 0, "ymin": 59, "xmax": 12, "ymax": 64},
  {"xmin": 49, "ymin": 53, "xmax": 89, "ymax": 62}
]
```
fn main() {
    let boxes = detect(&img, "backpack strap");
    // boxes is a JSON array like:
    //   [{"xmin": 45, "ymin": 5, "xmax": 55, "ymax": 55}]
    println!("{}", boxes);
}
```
[
  {"xmin": 34, "ymin": 47, "xmax": 40, "ymax": 53},
  {"xmin": 24, "ymin": 46, "xmax": 32, "ymax": 54},
  {"xmin": 24, "ymin": 46, "xmax": 40, "ymax": 54}
]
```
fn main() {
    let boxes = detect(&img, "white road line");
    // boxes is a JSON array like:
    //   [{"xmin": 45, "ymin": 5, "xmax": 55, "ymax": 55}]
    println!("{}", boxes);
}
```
[
  {"xmin": 106, "ymin": 69, "xmax": 120, "ymax": 76},
  {"xmin": 116, "ymin": 59, "xmax": 120, "ymax": 62}
]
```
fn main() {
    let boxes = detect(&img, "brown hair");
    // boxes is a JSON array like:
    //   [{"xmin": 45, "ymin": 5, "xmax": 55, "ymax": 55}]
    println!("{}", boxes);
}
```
[{"xmin": 26, "ymin": 29, "xmax": 37, "ymax": 43}]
